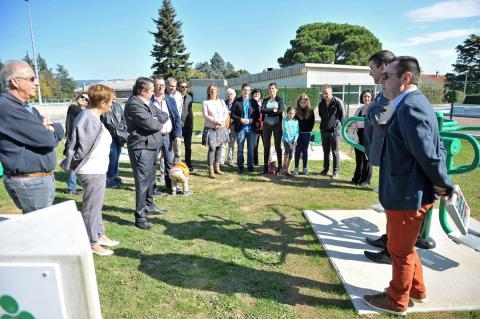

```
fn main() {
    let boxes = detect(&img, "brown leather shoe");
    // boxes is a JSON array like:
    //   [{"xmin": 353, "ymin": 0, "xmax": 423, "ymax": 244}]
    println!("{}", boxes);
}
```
[{"xmin": 363, "ymin": 292, "xmax": 407, "ymax": 316}]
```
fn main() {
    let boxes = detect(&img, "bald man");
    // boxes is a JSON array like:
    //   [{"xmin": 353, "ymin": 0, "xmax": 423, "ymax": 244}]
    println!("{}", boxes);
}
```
[{"xmin": 0, "ymin": 60, "xmax": 64, "ymax": 213}]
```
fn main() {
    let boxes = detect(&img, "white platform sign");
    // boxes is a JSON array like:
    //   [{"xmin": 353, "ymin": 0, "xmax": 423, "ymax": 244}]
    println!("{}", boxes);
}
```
[{"xmin": 0, "ymin": 263, "xmax": 66, "ymax": 318}]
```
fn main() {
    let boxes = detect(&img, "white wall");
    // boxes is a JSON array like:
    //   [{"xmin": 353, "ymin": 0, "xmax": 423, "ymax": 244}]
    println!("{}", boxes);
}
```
[{"xmin": 307, "ymin": 68, "xmax": 374, "ymax": 86}]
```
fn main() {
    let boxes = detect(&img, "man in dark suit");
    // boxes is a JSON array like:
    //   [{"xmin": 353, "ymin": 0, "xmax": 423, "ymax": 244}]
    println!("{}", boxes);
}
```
[
  {"xmin": 363, "ymin": 56, "xmax": 453, "ymax": 316},
  {"xmin": 231, "ymin": 83, "xmax": 260, "ymax": 173},
  {"xmin": 177, "ymin": 79, "xmax": 194, "ymax": 171},
  {"xmin": 152, "ymin": 77, "xmax": 182, "ymax": 193},
  {"xmin": 124, "ymin": 77, "xmax": 169, "ymax": 230},
  {"xmin": 363, "ymin": 50, "xmax": 396, "ymax": 264}
]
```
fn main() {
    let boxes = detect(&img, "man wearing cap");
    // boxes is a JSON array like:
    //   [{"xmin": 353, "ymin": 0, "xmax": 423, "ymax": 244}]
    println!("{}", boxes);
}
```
[{"xmin": 0, "ymin": 60, "xmax": 64, "ymax": 213}]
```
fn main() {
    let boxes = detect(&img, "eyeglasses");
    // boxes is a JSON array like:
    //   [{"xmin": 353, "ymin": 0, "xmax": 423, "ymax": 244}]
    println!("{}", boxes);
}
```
[
  {"xmin": 381, "ymin": 72, "xmax": 399, "ymax": 81},
  {"xmin": 180, "ymin": 86, "xmax": 188, "ymax": 89},
  {"xmin": 79, "ymin": 96, "xmax": 89, "ymax": 102},
  {"xmin": 16, "ymin": 76, "xmax": 36, "ymax": 83}
]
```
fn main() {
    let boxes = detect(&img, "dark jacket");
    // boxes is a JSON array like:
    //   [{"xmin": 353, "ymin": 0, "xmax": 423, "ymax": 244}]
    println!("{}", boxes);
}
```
[
  {"xmin": 0, "ymin": 92, "xmax": 64, "ymax": 175},
  {"xmin": 261, "ymin": 96, "xmax": 285, "ymax": 123},
  {"xmin": 181, "ymin": 93, "xmax": 194, "ymax": 129},
  {"xmin": 295, "ymin": 109, "xmax": 315, "ymax": 132},
  {"xmin": 318, "ymin": 96, "xmax": 345, "ymax": 132},
  {"xmin": 364, "ymin": 92, "xmax": 392, "ymax": 166},
  {"xmin": 124, "ymin": 95, "xmax": 169, "ymax": 150},
  {"xmin": 231, "ymin": 97, "xmax": 260, "ymax": 133},
  {"xmin": 61, "ymin": 109, "xmax": 104, "ymax": 173},
  {"xmin": 379, "ymin": 90, "xmax": 453, "ymax": 210},
  {"xmin": 65, "ymin": 103, "xmax": 83, "ymax": 140},
  {"xmin": 100, "ymin": 102, "xmax": 128, "ymax": 145}
]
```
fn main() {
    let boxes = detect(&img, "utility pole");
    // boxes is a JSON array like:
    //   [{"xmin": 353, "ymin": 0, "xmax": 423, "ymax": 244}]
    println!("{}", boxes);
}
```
[
  {"xmin": 463, "ymin": 72, "xmax": 468, "ymax": 98},
  {"xmin": 25, "ymin": 0, "xmax": 42, "ymax": 104}
]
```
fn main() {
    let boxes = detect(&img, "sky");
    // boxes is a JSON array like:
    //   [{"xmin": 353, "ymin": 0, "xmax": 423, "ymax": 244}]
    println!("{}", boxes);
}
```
[{"xmin": 0, "ymin": 0, "xmax": 479, "ymax": 81}]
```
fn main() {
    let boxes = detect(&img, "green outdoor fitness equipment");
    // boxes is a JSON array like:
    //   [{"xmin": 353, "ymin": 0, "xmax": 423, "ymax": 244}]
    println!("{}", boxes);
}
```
[{"xmin": 342, "ymin": 111, "xmax": 480, "ymax": 252}]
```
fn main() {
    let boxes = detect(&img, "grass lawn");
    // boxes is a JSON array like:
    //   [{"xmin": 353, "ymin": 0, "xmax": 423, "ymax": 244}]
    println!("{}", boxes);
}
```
[{"xmin": 1, "ymin": 103, "xmax": 479, "ymax": 318}]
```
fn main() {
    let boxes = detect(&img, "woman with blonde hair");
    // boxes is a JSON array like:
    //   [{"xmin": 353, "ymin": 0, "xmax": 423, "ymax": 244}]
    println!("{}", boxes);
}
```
[
  {"xmin": 294, "ymin": 94, "xmax": 315, "ymax": 175},
  {"xmin": 62, "ymin": 84, "xmax": 119, "ymax": 256},
  {"xmin": 202, "ymin": 84, "xmax": 229, "ymax": 178}
]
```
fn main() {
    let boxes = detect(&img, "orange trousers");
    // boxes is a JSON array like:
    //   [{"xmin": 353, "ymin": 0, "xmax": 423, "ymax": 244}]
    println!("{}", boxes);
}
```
[{"xmin": 385, "ymin": 203, "xmax": 433, "ymax": 310}]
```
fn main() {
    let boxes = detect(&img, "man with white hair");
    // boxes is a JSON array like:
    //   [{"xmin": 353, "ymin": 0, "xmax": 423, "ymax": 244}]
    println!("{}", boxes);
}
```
[
  {"xmin": 0, "ymin": 60, "xmax": 64, "ymax": 213},
  {"xmin": 223, "ymin": 87, "xmax": 236, "ymax": 166}
]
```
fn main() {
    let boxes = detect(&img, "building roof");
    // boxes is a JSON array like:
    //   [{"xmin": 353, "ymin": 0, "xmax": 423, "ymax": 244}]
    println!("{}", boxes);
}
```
[
  {"xmin": 420, "ymin": 74, "xmax": 446, "ymax": 83},
  {"xmin": 226, "ymin": 63, "xmax": 370, "ymax": 87},
  {"xmin": 74, "ymin": 79, "xmax": 135, "ymax": 93}
]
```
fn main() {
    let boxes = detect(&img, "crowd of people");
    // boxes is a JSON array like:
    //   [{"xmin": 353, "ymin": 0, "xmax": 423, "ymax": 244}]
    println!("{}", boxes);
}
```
[{"xmin": 0, "ymin": 49, "xmax": 454, "ymax": 315}]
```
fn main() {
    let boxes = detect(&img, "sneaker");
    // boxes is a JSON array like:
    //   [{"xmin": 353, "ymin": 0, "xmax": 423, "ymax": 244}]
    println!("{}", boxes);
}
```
[
  {"xmin": 182, "ymin": 191, "xmax": 193, "ymax": 196},
  {"xmin": 65, "ymin": 189, "xmax": 82, "ymax": 195},
  {"xmin": 112, "ymin": 176, "xmax": 123, "ymax": 183},
  {"xmin": 106, "ymin": 180, "xmax": 119, "ymax": 189},
  {"xmin": 363, "ymin": 292, "xmax": 407, "ymax": 316},
  {"xmin": 97, "ymin": 238, "xmax": 120, "ymax": 247},
  {"xmin": 302, "ymin": 168, "xmax": 308, "ymax": 175},
  {"xmin": 410, "ymin": 292, "xmax": 428, "ymax": 303},
  {"xmin": 331, "ymin": 172, "xmax": 339, "ymax": 179},
  {"xmin": 293, "ymin": 168, "xmax": 299, "ymax": 175},
  {"xmin": 319, "ymin": 169, "xmax": 329, "ymax": 176}
]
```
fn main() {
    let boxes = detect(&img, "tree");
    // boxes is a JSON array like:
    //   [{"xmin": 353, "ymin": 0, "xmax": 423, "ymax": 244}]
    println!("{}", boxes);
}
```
[
  {"xmin": 54, "ymin": 64, "xmax": 77, "ymax": 98},
  {"xmin": 278, "ymin": 23, "xmax": 382, "ymax": 67},
  {"xmin": 150, "ymin": 0, "xmax": 191, "ymax": 79},
  {"xmin": 193, "ymin": 52, "xmax": 250, "ymax": 79},
  {"xmin": 445, "ymin": 34, "xmax": 480, "ymax": 96}
]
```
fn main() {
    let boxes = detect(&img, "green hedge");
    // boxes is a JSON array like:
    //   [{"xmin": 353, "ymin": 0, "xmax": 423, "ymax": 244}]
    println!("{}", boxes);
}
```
[
  {"xmin": 236, "ymin": 88, "xmax": 321, "ymax": 109},
  {"xmin": 463, "ymin": 94, "xmax": 480, "ymax": 105},
  {"xmin": 443, "ymin": 90, "xmax": 465, "ymax": 104}
]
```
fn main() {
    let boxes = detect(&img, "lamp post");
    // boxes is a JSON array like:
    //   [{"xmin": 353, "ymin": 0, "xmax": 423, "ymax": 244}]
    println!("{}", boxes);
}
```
[{"xmin": 25, "ymin": 0, "xmax": 42, "ymax": 104}]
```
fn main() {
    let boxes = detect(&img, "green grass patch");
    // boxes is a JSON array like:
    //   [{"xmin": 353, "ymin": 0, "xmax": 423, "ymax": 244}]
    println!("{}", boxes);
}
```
[{"xmin": 0, "ymin": 109, "xmax": 479, "ymax": 318}]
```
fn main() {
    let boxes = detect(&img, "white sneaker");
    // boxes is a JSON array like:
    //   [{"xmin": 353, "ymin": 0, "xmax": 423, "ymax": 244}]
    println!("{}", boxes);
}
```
[
  {"xmin": 302, "ymin": 168, "xmax": 308, "ymax": 175},
  {"xmin": 293, "ymin": 168, "xmax": 299, "ymax": 175}
]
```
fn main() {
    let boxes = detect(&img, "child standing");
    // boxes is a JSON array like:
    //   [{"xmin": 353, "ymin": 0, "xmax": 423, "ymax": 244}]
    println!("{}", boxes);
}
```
[
  {"xmin": 294, "ymin": 94, "xmax": 315, "ymax": 175},
  {"xmin": 281, "ymin": 106, "xmax": 299, "ymax": 176},
  {"xmin": 168, "ymin": 162, "xmax": 192, "ymax": 196}
]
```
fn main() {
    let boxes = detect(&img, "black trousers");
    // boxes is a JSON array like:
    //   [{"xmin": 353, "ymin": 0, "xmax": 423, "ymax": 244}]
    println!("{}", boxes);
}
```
[
  {"xmin": 263, "ymin": 122, "xmax": 283, "ymax": 169},
  {"xmin": 128, "ymin": 148, "xmax": 157, "ymax": 222},
  {"xmin": 321, "ymin": 131, "xmax": 340, "ymax": 173},
  {"xmin": 182, "ymin": 126, "xmax": 193, "ymax": 168},
  {"xmin": 254, "ymin": 131, "xmax": 263, "ymax": 166},
  {"xmin": 352, "ymin": 129, "xmax": 372, "ymax": 184}
]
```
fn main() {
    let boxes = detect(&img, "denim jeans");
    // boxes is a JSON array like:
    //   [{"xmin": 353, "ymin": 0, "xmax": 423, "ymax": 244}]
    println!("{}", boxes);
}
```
[
  {"xmin": 4, "ymin": 174, "xmax": 55, "ymax": 213},
  {"xmin": 236, "ymin": 128, "xmax": 256, "ymax": 169},
  {"xmin": 67, "ymin": 171, "xmax": 78, "ymax": 192},
  {"xmin": 294, "ymin": 132, "xmax": 311, "ymax": 169},
  {"xmin": 107, "ymin": 140, "xmax": 122, "ymax": 180}
]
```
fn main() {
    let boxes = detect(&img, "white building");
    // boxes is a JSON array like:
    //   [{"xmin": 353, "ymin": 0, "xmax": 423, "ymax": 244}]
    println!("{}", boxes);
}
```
[{"xmin": 190, "ymin": 63, "xmax": 376, "ymax": 103}]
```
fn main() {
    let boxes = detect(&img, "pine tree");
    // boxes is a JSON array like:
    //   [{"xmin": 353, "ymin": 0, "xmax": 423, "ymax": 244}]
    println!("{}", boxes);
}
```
[{"xmin": 150, "ymin": 0, "xmax": 191, "ymax": 79}]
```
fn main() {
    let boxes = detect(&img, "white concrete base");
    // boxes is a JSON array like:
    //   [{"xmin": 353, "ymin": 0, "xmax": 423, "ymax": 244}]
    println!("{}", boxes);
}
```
[
  {"xmin": 0, "ymin": 201, "xmax": 102, "ymax": 319},
  {"xmin": 303, "ymin": 209, "xmax": 480, "ymax": 315}
]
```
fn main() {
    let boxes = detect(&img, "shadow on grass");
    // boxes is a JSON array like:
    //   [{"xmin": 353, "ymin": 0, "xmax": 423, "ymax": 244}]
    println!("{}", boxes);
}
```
[
  {"xmin": 151, "ymin": 209, "xmax": 318, "ymax": 265},
  {"xmin": 115, "ymin": 247, "xmax": 353, "ymax": 309}
]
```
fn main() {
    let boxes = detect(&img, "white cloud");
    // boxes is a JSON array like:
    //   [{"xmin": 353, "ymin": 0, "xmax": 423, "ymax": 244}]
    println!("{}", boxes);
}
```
[
  {"xmin": 403, "ymin": 28, "xmax": 476, "ymax": 46},
  {"xmin": 406, "ymin": 0, "xmax": 480, "ymax": 22},
  {"xmin": 430, "ymin": 49, "xmax": 457, "ymax": 59}
]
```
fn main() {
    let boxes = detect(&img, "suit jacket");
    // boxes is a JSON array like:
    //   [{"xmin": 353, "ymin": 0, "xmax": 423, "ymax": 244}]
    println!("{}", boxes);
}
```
[
  {"xmin": 163, "ymin": 95, "xmax": 183, "ymax": 140},
  {"xmin": 231, "ymin": 97, "xmax": 260, "ymax": 133},
  {"xmin": 379, "ymin": 90, "xmax": 453, "ymax": 210},
  {"xmin": 124, "ymin": 95, "xmax": 169, "ymax": 150},
  {"xmin": 364, "ymin": 92, "xmax": 392, "ymax": 166}
]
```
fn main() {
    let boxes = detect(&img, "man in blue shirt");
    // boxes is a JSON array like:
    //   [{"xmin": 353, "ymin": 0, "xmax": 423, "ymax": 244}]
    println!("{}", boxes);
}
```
[
  {"xmin": 231, "ymin": 83, "xmax": 260, "ymax": 173},
  {"xmin": 0, "ymin": 60, "xmax": 64, "ymax": 213}
]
